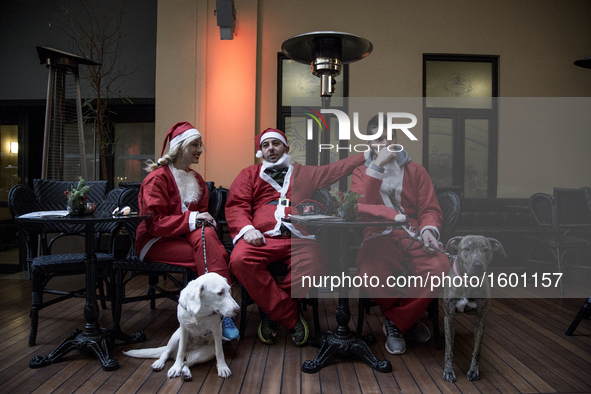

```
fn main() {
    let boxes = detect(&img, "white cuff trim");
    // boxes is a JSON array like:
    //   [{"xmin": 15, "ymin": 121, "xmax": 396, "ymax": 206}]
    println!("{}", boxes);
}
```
[
  {"xmin": 233, "ymin": 225, "xmax": 255, "ymax": 245},
  {"xmin": 189, "ymin": 211, "xmax": 200, "ymax": 232},
  {"xmin": 420, "ymin": 226, "xmax": 440, "ymax": 240},
  {"xmin": 366, "ymin": 167, "xmax": 384, "ymax": 180}
]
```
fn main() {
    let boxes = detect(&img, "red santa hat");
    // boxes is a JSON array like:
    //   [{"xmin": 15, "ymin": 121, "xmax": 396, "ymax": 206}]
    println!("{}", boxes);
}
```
[
  {"xmin": 160, "ymin": 122, "xmax": 201, "ymax": 158},
  {"xmin": 255, "ymin": 128, "xmax": 288, "ymax": 158}
]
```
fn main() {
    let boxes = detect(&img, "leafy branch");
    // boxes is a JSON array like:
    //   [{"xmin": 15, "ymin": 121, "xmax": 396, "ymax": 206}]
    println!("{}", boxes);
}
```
[{"xmin": 59, "ymin": 0, "xmax": 137, "ymax": 180}]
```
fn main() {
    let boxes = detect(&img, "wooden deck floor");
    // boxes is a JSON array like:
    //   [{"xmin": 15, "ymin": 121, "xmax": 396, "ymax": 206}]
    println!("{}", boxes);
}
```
[{"xmin": 0, "ymin": 276, "xmax": 590, "ymax": 394}]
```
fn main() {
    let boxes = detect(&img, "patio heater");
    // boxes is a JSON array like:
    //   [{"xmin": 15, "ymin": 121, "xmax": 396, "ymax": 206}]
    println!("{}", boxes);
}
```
[
  {"xmin": 281, "ymin": 31, "xmax": 372, "ymax": 165},
  {"xmin": 37, "ymin": 46, "xmax": 99, "ymax": 181},
  {"xmin": 281, "ymin": 32, "xmax": 389, "ymax": 374}
]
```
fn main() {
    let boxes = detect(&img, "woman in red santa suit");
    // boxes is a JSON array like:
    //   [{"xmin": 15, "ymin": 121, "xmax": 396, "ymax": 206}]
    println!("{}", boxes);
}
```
[{"xmin": 136, "ymin": 121, "xmax": 239, "ymax": 340}]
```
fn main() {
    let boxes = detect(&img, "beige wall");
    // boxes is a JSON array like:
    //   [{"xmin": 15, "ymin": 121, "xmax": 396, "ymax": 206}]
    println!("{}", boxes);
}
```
[{"xmin": 157, "ymin": 0, "xmax": 591, "ymax": 196}]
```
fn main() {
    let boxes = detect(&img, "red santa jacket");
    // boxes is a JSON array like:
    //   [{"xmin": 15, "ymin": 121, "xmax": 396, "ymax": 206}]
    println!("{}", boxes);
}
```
[
  {"xmin": 136, "ymin": 164, "xmax": 210, "ymax": 259},
  {"xmin": 351, "ymin": 159, "xmax": 442, "ymax": 240},
  {"xmin": 226, "ymin": 153, "xmax": 365, "ymax": 244}
]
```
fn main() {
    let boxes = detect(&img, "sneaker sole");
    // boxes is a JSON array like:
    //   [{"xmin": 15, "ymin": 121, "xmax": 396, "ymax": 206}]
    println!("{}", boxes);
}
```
[
  {"xmin": 291, "ymin": 317, "xmax": 309, "ymax": 347},
  {"xmin": 383, "ymin": 325, "xmax": 406, "ymax": 355},
  {"xmin": 257, "ymin": 323, "xmax": 277, "ymax": 345},
  {"xmin": 408, "ymin": 323, "xmax": 431, "ymax": 344}
]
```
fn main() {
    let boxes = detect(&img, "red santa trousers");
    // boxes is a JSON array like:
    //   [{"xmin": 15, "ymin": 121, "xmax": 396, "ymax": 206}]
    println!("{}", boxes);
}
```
[
  {"xmin": 357, "ymin": 231, "xmax": 450, "ymax": 333},
  {"xmin": 144, "ymin": 226, "xmax": 231, "ymax": 285},
  {"xmin": 229, "ymin": 236, "xmax": 327, "ymax": 329}
]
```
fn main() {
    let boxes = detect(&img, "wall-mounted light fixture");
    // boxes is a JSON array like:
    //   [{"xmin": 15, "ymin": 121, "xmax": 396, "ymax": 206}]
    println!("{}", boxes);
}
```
[
  {"xmin": 216, "ymin": 0, "xmax": 236, "ymax": 40},
  {"xmin": 10, "ymin": 141, "xmax": 18, "ymax": 154}
]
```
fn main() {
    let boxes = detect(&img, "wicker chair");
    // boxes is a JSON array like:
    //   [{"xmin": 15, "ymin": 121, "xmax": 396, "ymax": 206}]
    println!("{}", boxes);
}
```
[{"xmin": 112, "ymin": 183, "xmax": 225, "ymax": 330}]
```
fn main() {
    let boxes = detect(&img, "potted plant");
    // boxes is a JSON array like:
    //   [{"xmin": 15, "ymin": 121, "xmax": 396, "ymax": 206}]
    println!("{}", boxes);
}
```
[
  {"xmin": 65, "ymin": 179, "xmax": 90, "ymax": 216},
  {"xmin": 336, "ymin": 191, "xmax": 363, "ymax": 221}
]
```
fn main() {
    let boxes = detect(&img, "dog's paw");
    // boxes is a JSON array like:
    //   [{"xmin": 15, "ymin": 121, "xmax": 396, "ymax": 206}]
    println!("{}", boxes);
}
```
[
  {"xmin": 181, "ymin": 365, "xmax": 192, "ymax": 380},
  {"xmin": 167, "ymin": 364, "xmax": 183, "ymax": 379},
  {"xmin": 151, "ymin": 359, "xmax": 165, "ymax": 371},
  {"xmin": 467, "ymin": 367, "xmax": 480, "ymax": 381},
  {"xmin": 442, "ymin": 369, "xmax": 457, "ymax": 383},
  {"xmin": 217, "ymin": 365, "xmax": 232, "ymax": 378}
]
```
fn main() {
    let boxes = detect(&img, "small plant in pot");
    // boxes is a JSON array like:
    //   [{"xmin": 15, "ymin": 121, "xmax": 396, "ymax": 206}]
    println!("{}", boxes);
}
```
[
  {"xmin": 64, "ymin": 179, "xmax": 90, "ymax": 216},
  {"xmin": 336, "ymin": 191, "xmax": 363, "ymax": 221}
]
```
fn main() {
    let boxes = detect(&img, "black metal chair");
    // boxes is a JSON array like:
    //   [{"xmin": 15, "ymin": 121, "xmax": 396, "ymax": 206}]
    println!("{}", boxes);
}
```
[
  {"xmin": 8, "ymin": 181, "xmax": 117, "ymax": 346},
  {"xmin": 237, "ymin": 188, "xmax": 332, "ymax": 340},
  {"xmin": 356, "ymin": 191, "xmax": 461, "ymax": 350},
  {"xmin": 112, "ymin": 182, "xmax": 224, "ymax": 330}
]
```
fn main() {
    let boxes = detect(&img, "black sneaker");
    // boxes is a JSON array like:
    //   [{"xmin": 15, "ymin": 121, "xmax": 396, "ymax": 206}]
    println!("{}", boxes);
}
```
[
  {"xmin": 290, "ymin": 315, "xmax": 309, "ymax": 346},
  {"xmin": 407, "ymin": 321, "xmax": 431, "ymax": 343},
  {"xmin": 257, "ymin": 313, "xmax": 278, "ymax": 345}
]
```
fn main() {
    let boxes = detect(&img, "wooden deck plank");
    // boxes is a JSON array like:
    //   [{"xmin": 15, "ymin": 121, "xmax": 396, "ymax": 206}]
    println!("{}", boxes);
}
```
[{"xmin": 2, "ymin": 276, "xmax": 591, "ymax": 393}]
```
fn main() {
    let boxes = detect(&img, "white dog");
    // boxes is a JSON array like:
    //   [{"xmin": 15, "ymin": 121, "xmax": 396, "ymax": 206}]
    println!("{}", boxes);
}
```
[{"xmin": 123, "ymin": 273, "xmax": 240, "ymax": 379}]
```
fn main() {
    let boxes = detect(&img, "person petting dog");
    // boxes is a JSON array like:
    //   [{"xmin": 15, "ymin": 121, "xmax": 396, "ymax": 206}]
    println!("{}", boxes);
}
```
[
  {"xmin": 351, "ymin": 114, "xmax": 450, "ymax": 355},
  {"xmin": 226, "ymin": 128, "xmax": 366, "ymax": 346},
  {"xmin": 137, "ymin": 121, "xmax": 239, "ymax": 341}
]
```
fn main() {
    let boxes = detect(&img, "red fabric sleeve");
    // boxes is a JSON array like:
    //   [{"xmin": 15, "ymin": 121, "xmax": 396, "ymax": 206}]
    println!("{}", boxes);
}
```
[{"xmin": 225, "ymin": 168, "xmax": 255, "ymax": 240}]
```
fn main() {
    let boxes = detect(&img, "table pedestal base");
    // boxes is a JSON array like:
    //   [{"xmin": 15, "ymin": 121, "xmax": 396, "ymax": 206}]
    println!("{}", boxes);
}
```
[
  {"xmin": 30, "ymin": 328, "xmax": 146, "ymax": 371},
  {"xmin": 302, "ymin": 330, "xmax": 392, "ymax": 374}
]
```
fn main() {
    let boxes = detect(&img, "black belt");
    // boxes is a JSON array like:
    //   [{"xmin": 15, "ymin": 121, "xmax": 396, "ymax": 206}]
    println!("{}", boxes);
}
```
[
  {"xmin": 267, "ymin": 198, "xmax": 292, "ymax": 207},
  {"xmin": 279, "ymin": 224, "xmax": 292, "ymax": 237}
]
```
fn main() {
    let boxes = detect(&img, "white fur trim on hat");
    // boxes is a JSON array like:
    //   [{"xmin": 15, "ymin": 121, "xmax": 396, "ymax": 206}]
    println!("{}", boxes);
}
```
[
  {"xmin": 256, "ymin": 150, "xmax": 263, "ymax": 158},
  {"xmin": 169, "ymin": 128, "xmax": 201, "ymax": 152},
  {"xmin": 260, "ymin": 131, "xmax": 287, "ymax": 147}
]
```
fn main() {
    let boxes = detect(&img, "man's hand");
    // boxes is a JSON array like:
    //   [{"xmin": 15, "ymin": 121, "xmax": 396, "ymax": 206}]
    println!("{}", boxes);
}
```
[
  {"xmin": 196, "ymin": 212, "xmax": 214, "ymax": 222},
  {"xmin": 373, "ymin": 147, "xmax": 398, "ymax": 167},
  {"xmin": 421, "ymin": 230, "xmax": 439, "ymax": 254},
  {"xmin": 244, "ymin": 228, "xmax": 266, "ymax": 247}
]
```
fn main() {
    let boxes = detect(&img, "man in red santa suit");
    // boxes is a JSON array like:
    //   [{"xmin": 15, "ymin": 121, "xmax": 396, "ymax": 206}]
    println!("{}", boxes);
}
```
[
  {"xmin": 136, "ymin": 121, "xmax": 239, "ymax": 340},
  {"xmin": 351, "ymin": 114, "xmax": 450, "ymax": 355},
  {"xmin": 226, "ymin": 128, "xmax": 366, "ymax": 346}
]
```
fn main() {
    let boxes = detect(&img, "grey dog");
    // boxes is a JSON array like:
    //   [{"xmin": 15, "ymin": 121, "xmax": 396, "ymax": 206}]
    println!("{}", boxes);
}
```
[{"xmin": 442, "ymin": 235, "xmax": 506, "ymax": 383}]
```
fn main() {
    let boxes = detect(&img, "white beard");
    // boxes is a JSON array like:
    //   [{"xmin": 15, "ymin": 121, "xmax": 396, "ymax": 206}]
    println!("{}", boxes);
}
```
[
  {"xmin": 169, "ymin": 164, "xmax": 202, "ymax": 211},
  {"xmin": 380, "ymin": 160, "xmax": 404, "ymax": 206},
  {"xmin": 262, "ymin": 153, "xmax": 292, "ymax": 171}
]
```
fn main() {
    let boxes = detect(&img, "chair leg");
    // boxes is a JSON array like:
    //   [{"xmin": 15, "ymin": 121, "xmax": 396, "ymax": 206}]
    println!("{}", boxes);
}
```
[
  {"xmin": 566, "ymin": 296, "xmax": 591, "ymax": 336},
  {"xmin": 29, "ymin": 272, "xmax": 42, "ymax": 347},
  {"xmin": 428, "ymin": 299, "xmax": 443, "ymax": 350},
  {"xmin": 239, "ymin": 285, "xmax": 249, "ymax": 339},
  {"xmin": 357, "ymin": 288, "xmax": 369, "ymax": 335},
  {"xmin": 113, "ymin": 270, "xmax": 125, "ymax": 330},
  {"xmin": 148, "ymin": 275, "xmax": 158, "ymax": 310},
  {"xmin": 311, "ymin": 298, "xmax": 321, "ymax": 338},
  {"xmin": 29, "ymin": 308, "xmax": 39, "ymax": 347}
]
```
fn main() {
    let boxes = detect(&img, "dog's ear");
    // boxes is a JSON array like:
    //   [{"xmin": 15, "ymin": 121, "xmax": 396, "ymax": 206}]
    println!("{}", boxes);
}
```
[
  {"xmin": 488, "ymin": 238, "xmax": 507, "ymax": 258},
  {"xmin": 445, "ymin": 236, "xmax": 463, "ymax": 253},
  {"xmin": 179, "ymin": 281, "xmax": 203, "ymax": 317}
]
